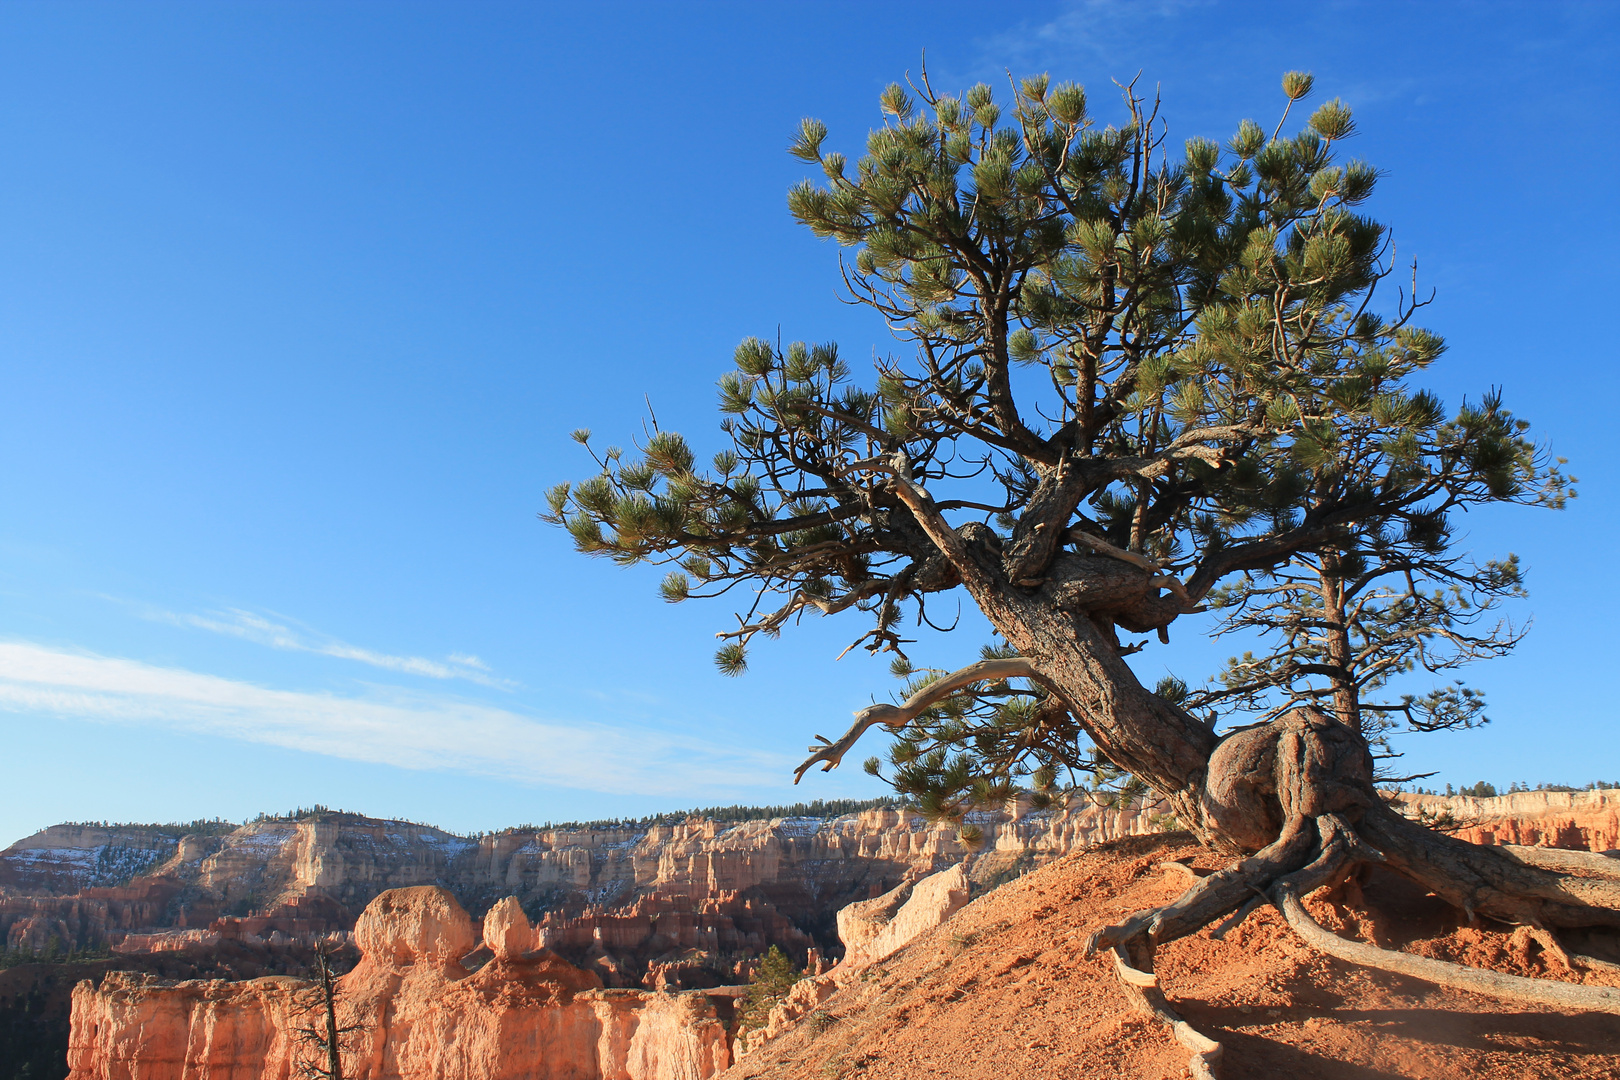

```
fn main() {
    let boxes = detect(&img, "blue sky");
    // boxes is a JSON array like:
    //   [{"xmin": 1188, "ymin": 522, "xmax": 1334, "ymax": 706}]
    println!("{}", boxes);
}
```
[{"xmin": 1, "ymin": 1, "xmax": 1616, "ymax": 846}]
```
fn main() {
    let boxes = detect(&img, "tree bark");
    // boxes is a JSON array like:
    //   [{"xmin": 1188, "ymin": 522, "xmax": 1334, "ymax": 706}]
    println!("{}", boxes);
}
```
[
  {"xmin": 1318, "ymin": 557, "xmax": 1362, "ymax": 734},
  {"xmin": 977, "ymin": 584, "xmax": 1221, "ymax": 840},
  {"xmin": 954, "ymin": 557, "xmax": 1620, "ymax": 937}
]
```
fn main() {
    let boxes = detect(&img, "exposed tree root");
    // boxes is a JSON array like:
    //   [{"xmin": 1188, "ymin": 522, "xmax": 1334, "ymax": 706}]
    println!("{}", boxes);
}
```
[
  {"xmin": 1572, "ymin": 952, "xmax": 1620, "ymax": 975},
  {"xmin": 813, "ymin": 682, "xmax": 1620, "ymax": 1069},
  {"xmin": 1104, "ymin": 944, "xmax": 1221, "ymax": 1080},
  {"xmin": 1498, "ymin": 843, "xmax": 1620, "ymax": 881},
  {"xmin": 1158, "ymin": 859, "xmax": 1207, "ymax": 885},
  {"xmin": 1086, "ymin": 801, "xmax": 1620, "ymax": 1075},
  {"xmin": 1271, "ymin": 879, "xmax": 1620, "ymax": 1014},
  {"xmin": 1509, "ymin": 924, "xmax": 1576, "ymax": 972},
  {"xmin": 1359, "ymin": 801, "xmax": 1620, "ymax": 930}
]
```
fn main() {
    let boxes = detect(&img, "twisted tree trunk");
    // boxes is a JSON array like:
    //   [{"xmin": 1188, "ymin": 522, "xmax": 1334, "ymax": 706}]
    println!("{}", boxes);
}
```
[
  {"xmin": 795, "ymin": 523, "xmax": 1620, "ymax": 1078},
  {"xmin": 962, "ymin": 555, "xmax": 1620, "ymax": 1073}
]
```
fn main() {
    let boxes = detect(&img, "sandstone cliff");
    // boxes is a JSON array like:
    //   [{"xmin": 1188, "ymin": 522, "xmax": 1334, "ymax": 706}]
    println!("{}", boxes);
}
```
[
  {"xmin": 46, "ymin": 791, "xmax": 1620, "ymax": 1080},
  {"xmin": 66, "ymin": 885, "xmax": 733, "ymax": 1080},
  {"xmin": 62, "ymin": 862, "xmax": 981, "ymax": 1079},
  {"xmin": 10, "ymin": 789, "xmax": 1616, "ymax": 974},
  {"xmin": 1395, "ymin": 788, "xmax": 1620, "ymax": 852},
  {"xmin": 1, "ymin": 800, "xmax": 1168, "ymax": 975}
]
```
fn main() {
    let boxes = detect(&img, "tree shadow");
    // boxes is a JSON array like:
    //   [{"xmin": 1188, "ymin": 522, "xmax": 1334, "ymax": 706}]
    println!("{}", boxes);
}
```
[{"xmin": 1180, "ymin": 1001, "xmax": 1620, "ymax": 1079}]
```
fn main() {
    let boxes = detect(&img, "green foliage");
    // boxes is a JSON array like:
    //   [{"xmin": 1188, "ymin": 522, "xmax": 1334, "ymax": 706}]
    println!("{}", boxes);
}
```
[
  {"xmin": 861, "ymin": 642, "xmax": 1167, "ymax": 824},
  {"xmin": 547, "ymin": 67, "xmax": 1569, "ymax": 816},
  {"xmin": 0, "ymin": 982, "xmax": 71, "ymax": 1080},
  {"xmin": 512, "ymin": 797, "xmax": 901, "ymax": 833},
  {"xmin": 0, "ymin": 943, "xmax": 113, "ymax": 971},
  {"xmin": 250, "ymin": 804, "xmax": 343, "ymax": 824},
  {"xmin": 53, "ymin": 817, "xmax": 236, "ymax": 837},
  {"xmin": 867, "ymin": 642, "xmax": 1100, "ymax": 822},
  {"xmin": 1198, "ymin": 537, "xmax": 1531, "ymax": 771},
  {"xmin": 737, "ymin": 946, "xmax": 803, "ymax": 1031}
]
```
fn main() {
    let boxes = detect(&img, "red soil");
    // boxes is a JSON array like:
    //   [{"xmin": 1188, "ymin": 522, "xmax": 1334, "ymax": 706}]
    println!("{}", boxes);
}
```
[{"xmin": 723, "ymin": 834, "xmax": 1620, "ymax": 1080}]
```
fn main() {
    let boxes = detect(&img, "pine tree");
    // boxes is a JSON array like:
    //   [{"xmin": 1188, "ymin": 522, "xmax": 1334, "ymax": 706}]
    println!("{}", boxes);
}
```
[
  {"xmin": 1193, "ymin": 518, "xmax": 1529, "ymax": 775},
  {"xmin": 549, "ymin": 68, "xmax": 1619, "ymax": 1032},
  {"xmin": 737, "ymin": 945, "xmax": 803, "ymax": 1031}
]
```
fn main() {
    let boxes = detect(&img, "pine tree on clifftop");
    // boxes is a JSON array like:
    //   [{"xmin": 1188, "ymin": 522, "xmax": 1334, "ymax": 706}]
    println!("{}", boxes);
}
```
[{"xmin": 546, "ymin": 66, "xmax": 1620, "ymax": 1052}]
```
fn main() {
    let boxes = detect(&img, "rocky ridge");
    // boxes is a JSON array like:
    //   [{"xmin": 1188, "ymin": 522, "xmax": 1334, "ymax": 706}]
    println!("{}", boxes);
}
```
[
  {"xmin": 63, "ymin": 829, "xmax": 1620, "ymax": 1080},
  {"xmin": 1, "ymin": 801, "xmax": 1166, "ymax": 985},
  {"xmin": 62, "ymin": 860, "xmax": 982, "ymax": 1079},
  {"xmin": 6, "ymin": 789, "xmax": 1617, "ymax": 985},
  {"xmin": 720, "ymin": 834, "xmax": 1620, "ymax": 1080},
  {"xmin": 36, "ymin": 789, "xmax": 1620, "ymax": 1080}
]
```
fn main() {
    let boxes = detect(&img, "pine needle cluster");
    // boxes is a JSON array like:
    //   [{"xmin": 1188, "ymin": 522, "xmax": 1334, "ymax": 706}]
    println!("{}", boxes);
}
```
[{"xmin": 546, "ymin": 68, "xmax": 1570, "ymax": 819}]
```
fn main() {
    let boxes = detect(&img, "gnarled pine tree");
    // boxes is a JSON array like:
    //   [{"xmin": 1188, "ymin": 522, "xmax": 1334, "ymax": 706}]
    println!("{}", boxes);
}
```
[{"xmin": 548, "ymin": 69, "xmax": 1620, "ymax": 1064}]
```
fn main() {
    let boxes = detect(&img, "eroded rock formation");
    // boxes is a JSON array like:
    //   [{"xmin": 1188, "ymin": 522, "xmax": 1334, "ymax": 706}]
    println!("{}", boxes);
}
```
[
  {"xmin": 2, "ymin": 802, "xmax": 1167, "ymax": 974},
  {"xmin": 62, "ymin": 865, "xmax": 978, "ymax": 1078},
  {"xmin": 66, "ymin": 885, "xmax": 733, "ymax": 1080},
  {"xmin": 47, "ymin": 791, "xmax": 1620, "ymax": 1078},
  {"xmin": 740, "ymin": 864, "xmax": 971, "ymax": 1054},
  {"xmin": 10, "ymin": 790, "xmax": 1615, "ymax": 974},
  {"xmin": 1397, "ymin": 789, "xmax": 1620, "ymax": 853}
]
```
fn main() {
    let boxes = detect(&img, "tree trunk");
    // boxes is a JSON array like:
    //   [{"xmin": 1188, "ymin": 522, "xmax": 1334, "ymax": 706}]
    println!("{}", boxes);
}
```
[
  {"xmin": 964, "ymin": 569, "xmax": 1620, "ymax": 934},
  {"xmin": 976, "ymin": 585, "xmax": 1222, "ymax": 843},
  {"xmin": 1317, "ymin": 558, "xmax": 1361, "ymax": 734}
]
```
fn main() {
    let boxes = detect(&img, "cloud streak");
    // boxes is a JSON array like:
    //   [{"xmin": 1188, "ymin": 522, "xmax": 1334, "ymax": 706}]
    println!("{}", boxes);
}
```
[
  {"xmin": 940, "ymin": 0, "xmax": 1215, "ymax": 83},
  {"xmin": 0, "ymin": 641, "xmax": 784, "ymax": 797},
  {"xmin": 143, "ymin": 606, "xmax": 511, "ymax": 687}
]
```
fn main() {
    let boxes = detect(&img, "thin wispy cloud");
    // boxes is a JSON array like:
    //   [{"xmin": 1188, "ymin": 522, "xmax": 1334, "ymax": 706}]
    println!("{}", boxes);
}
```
[
  {"xmin": 0, "ymin": 641, "xmax": 784, "ymax": 796},
  {"xmin": 994, "ymin": 0, "xmax": 1213, "ymax": 58},
  {"xmin": 141, "ymin": 606, "xmax": 511, "ymax": 688},
  {"xmin": 958, "ymin": 0, "xmax": 1215, "ymax": 80}
]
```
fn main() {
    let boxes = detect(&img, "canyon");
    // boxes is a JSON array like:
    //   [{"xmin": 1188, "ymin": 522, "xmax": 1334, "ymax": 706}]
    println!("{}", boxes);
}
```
[
  {"xmin": 1, "ymin": 799, "xmax": 1169, "ymax": 986},
  {"xmin": 7, "ymin": 790, "xmax": 1618, "ymax": 982},
  {"xmin": 7, "ymin": 788, "xmax": 1620, "ymax": 1079},
  {"xmin": 64, "ymin": 885, "xmax": 737, "ymax": 1080}
]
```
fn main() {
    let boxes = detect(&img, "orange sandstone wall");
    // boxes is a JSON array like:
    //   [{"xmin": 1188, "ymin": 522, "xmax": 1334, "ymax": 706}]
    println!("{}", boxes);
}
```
[
  {"xmin": 66, "ymin": 885, "xmax": 732, "ymax": 1080},
  {"xmin": 1395, "ymin": 789, "xmax": 1620, "ymax": 853}
]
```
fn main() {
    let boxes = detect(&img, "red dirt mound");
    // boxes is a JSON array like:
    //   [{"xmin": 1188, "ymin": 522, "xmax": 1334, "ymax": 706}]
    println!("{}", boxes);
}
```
[{"xmin": 722, "ymin": 833, "xmax": 1620, "ymax": 1080}]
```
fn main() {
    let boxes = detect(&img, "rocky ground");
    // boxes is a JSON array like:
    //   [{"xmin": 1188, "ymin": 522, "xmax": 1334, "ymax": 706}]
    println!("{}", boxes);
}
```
[{"xmin": 726, "ymin": 833, "xmax": 1620, "ymax": 1080}]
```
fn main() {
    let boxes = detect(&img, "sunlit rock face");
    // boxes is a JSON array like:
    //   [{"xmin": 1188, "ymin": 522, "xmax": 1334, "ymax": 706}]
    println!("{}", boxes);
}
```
[
  {"xmin": 65, "ymin": 885, "xmax": 733, "ymax": 1080},
  {"xmin": 1395, "ymin": 788, "xmax": 1620, "ymax": 852},
  {"xmin": 0, "ymin": 802, "xmax": 1168, "ymax": 970},
  {"xmin": 13, "ymin": 792, "xmax": 1612, "ymax": 970},
  {"xmin": 62, "ymin": 869, "xmax": 976, "ymax": 1078},
  {"xmin": 52, "ymin": 792, "xmax": 1620, "ymax": 1077}
]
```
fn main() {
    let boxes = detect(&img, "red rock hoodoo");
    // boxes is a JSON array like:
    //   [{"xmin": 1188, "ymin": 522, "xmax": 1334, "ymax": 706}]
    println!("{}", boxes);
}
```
[{"xmin": 66, "ymin": 885, "xmax": 733, "ymax": 1080}]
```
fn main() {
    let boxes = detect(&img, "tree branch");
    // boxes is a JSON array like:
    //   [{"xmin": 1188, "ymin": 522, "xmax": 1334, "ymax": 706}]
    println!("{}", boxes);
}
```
[{"xmin": 794, "ymin": 657, "xmax": 1039, "ymax": 782}]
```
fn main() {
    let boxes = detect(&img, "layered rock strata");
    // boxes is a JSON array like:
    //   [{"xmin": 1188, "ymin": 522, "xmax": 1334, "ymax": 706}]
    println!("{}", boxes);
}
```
[
  {"xmin": 2, "ymin": 802, "xmax": 1167, "ymax": 971},
  {"xmin": 48, "ymin": 790, "xmax": 1620, "ymax": 1078},
  {"xmin": 63, "ymin": 865, "xmax": 976, "ymax": 1078},
  {"xmin": 11, "ymin": 790, "xmax": 1615, "ymax": 970},
  {"xmin": 66, "ymin": 885, "xmax": 733, "ymax": 1080},
  {"xmin": 1396, "ymin": 788, "xmax": 1620, "ymax": 852}
]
